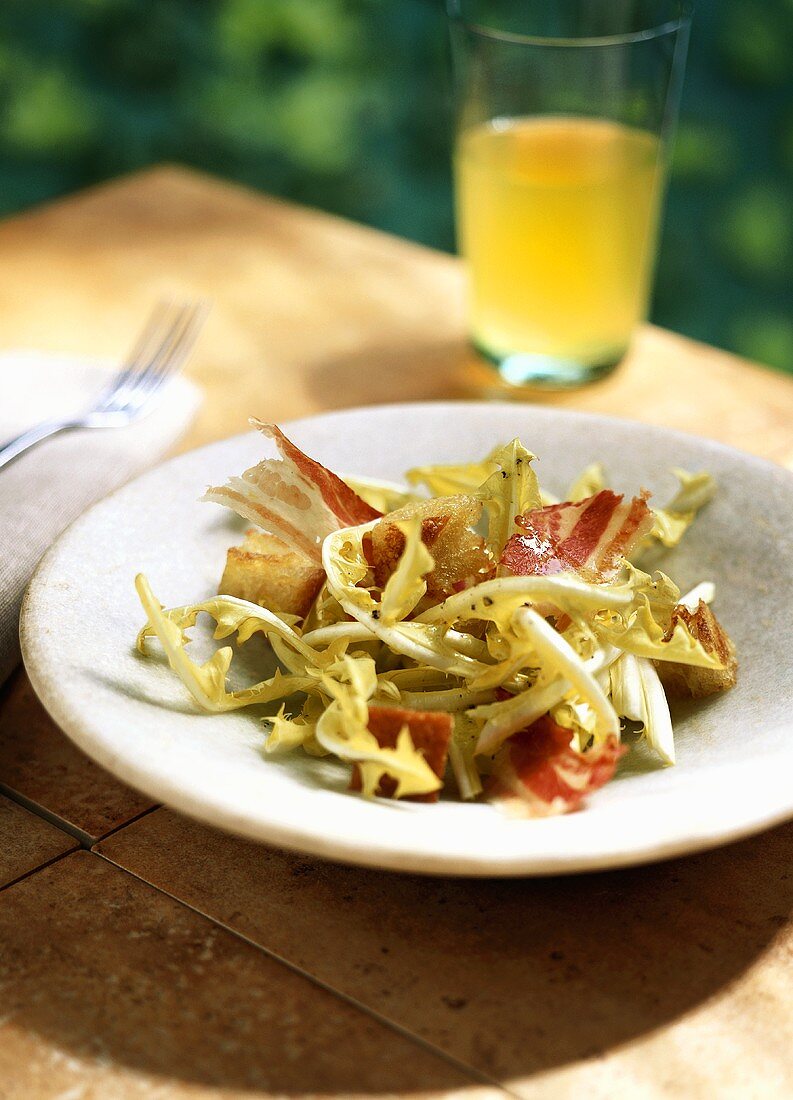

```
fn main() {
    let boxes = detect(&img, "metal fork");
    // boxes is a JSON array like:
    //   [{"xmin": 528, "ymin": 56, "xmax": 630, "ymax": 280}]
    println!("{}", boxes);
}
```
[{"xmin": 0, "ymin": 300, "xmax": 208, "ymax": 472}]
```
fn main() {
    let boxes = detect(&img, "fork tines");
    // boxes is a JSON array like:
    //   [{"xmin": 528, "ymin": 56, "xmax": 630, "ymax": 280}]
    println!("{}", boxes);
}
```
[{"xmin": 97, "ymin": 300, "xmax": 209, "ymax": 415}]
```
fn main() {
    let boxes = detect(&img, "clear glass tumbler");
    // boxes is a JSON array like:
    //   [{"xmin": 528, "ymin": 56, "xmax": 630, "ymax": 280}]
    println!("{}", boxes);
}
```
[{"xmin": 448, "ymin": 0, "xmax": 691, "ymax": 389}]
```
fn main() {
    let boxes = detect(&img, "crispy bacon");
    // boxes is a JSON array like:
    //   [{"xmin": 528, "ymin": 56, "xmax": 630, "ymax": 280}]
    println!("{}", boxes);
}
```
[
  {"xmin": 349, "ymin": 705, "xmax": 453, "ymax": 803},
  {"xmin": 487, "ymin": 715, "xmax": 625, "ymax": 817},
  {"xmin": 258, "ymin": 422, "xmax": 381, "ymax": 527},
  {"xmin": 501, "ymin": 490, "xmax": 653, "ymax": 582},
  {"xmin": 203, "ymin": 422, "xmax": 380, "ymax": 564},
  {"xmin": 370, "ymin": 494, "xmax": 492, "ymax": 602}
]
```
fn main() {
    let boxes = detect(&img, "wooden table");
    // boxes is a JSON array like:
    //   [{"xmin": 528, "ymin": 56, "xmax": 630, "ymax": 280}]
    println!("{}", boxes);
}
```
[{"xmin": 1, "ymin": 166, "xmax": 792, "ymax": 1099}]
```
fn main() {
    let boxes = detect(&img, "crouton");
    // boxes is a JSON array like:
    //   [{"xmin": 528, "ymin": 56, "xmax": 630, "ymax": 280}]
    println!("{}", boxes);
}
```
[
  {"xmin": 349, "ymin": 705, "xmax": 454, "ymax": 802},
  {"xmin": 655, "ymin": 600, "xmax": 737, "ymax": 698},
  {"xmin": 370, "ymin": 494, "xmax": 491, "ymax": 601},
  {"xmin": 219, "ymin": 529, "xmax": 324, "ymax": 619}
]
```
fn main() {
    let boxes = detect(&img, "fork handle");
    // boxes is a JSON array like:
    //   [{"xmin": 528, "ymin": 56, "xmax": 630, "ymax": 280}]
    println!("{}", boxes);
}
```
[{"xmin": 0, "ymin": 418, "xmax": 79, "ymax": 472}]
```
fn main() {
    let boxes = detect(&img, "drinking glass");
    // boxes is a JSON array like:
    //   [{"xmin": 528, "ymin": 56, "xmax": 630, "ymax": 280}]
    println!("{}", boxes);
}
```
[{"xmin": 448, "ymin": 0, "xmax": 691, "ymax": 389}]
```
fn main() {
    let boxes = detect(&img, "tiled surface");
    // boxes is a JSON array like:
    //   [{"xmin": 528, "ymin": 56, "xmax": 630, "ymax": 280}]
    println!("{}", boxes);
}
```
[
  {"xmin": 0, "ymin": 792, "xmax": 76, "ymax": 887},
  {"xmin": 0, "ymin": 670, "xmax": 154, "ymax": 839},
  {"xmin": 99, "ymin": 810, "xmax": 793, "ymax": 1097},
  {"xmin": 0, "ymin": 850, "xmax": 502, "ymax": 1099}
]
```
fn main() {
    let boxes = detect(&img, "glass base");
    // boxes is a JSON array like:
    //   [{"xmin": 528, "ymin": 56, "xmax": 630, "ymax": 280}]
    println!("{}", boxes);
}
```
[{"xmin": 473, "ymin": 339, "xmax": 626, "ymax": 391}]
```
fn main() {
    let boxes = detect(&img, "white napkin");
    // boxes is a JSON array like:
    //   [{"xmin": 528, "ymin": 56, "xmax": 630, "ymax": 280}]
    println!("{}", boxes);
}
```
[{"xmin": 0, "ymin": 351, "xmax": 201, "ymax": 685}]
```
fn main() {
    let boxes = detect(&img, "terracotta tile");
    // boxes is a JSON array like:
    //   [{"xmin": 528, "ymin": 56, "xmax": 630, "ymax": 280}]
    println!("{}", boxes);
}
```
[
  {"xmin": 0, "ymin": 793, "xmax": 75, "ymax": 887},
  {"xmin": 99, "ymin": 810, "xmax": 793, "ymax": 1097},
  {"xmin": 0, "ymin": 851, "xmax": 500, "ymax": 1099},
  {"xmin": 0, "ymin": 670, "xmax": 153, "ymax": 838}
]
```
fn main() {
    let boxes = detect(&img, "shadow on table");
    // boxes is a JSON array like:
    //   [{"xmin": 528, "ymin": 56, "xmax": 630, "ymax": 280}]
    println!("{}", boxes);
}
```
[
  {"xmin": 0, "ymin": 671, "xmax": 154, "ymax": 839},
  {"xmin": 0, "ymin": 851, "xmax": 482, "ymax": 1096},
  {"xmin": 304, "ymin": 336, "xmax": 507, "ymax": 409},
  {"xmin": 304, "ymin": 332, "xmax": 625, "ymax": 412},
  {"xmin": 80, "ymin": 809, "xmax": 793, "ymax": 1091},
  {"xmin": 2, "ymin": 815, "xmax": 790, "ymax": 1093}
]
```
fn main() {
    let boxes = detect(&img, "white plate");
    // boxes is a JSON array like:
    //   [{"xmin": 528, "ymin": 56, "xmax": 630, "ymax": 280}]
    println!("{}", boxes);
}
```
[{"xmin": 21, "ymin": 402, "xmax": 793, "ymax": 875}]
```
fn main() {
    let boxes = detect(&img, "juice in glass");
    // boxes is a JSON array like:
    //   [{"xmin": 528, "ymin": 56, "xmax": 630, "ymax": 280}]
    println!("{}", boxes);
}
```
[{"xmin": 455, "ymin": 116, "xmax": 663, "ymax": 382}]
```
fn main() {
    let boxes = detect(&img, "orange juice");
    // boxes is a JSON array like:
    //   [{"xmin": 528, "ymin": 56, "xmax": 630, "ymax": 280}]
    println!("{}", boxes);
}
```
[{"xmin": 455, "ymin": 116, "xmax": 662, "ymax": 372}]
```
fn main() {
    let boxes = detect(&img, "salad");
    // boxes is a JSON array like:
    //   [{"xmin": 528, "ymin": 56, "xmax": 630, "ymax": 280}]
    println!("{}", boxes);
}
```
[{"xmin": 136, "ymin": 420, "xmax": 736, "ymax": 817}]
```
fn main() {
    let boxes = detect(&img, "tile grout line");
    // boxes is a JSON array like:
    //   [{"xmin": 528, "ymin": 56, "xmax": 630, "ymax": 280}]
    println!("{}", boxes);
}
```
[
  {"xmin": 0, "ymin": 847, "xmax": 77, "ymax": 896},
  {"xmin": 93, "ymin": 848, "xmax": 519, "ymax": 1099},
  {"xmin": 0, "ymin": 783, "xmax": 160, "ymax": 851},
  {"xmin": 94, "ymin": 803, "xmax": 161, "ymax": 845},
  {"xmin": 0, "ymin": 782, "xmax": 94, "ymax": 847}
]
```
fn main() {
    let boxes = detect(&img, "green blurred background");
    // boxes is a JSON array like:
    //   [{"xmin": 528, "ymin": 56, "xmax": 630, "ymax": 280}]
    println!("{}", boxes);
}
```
[{"xmin": 0, "ymin": 0, "xmax": 790, "ymax": 371}]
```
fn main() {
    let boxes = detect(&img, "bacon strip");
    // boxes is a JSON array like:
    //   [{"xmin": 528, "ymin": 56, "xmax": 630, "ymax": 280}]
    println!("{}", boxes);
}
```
[
  {"xmin": 501, "ymin": 490, "xmax": 653, "ymax": 582},
  {"xmin": 258, "ymin": 422, "xmax": 381, "ymax": 527},
  {"xmin": 203, "ymin": 422, "xmax": 380, "ymax": 563},
  {"xmin": 487, "ymin": 715, "xmax": 625, "ymax": 817}
]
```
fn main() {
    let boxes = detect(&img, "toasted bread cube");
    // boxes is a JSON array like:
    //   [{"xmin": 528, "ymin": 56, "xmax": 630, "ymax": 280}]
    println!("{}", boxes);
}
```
[
  {"xmin": 219, "ymin": 529, "xmax": 324, "ymax": 619},
  {"xmin": 370, "ymin": 494, "xmax": 491, "ymax": 601},
  {"xmin": 349, "ymin": 705, "xmax": 454, "ymax": 802},
  {"xmin": 655, "ymin": 600, "xmax": 737, "ymax": 698}
]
